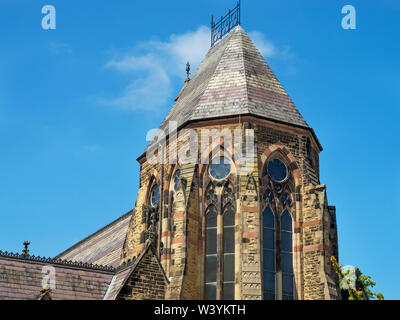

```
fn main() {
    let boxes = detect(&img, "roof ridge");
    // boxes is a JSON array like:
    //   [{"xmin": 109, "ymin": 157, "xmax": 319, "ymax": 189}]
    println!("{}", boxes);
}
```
[
  {"xmin": 185, "ymin": 27, "xmax": 249, "ymax": 121},
  {"xmin": 162, "ymin": 30, "xmax": 235, "ymax": 127},
  {"xmin": 239, "ymin": 26, "xmax": 250, "ymax": 116},
  {"xmin": 54, "ymin": 209, "xmax": 133, "ymax": 259},
  {"xmin": 0, "ymin": 250, "xmax": 116, "ymax": 272},
  {"xmin": 238, "ymin": 27, "xmax": 309, "ymax": 127}
]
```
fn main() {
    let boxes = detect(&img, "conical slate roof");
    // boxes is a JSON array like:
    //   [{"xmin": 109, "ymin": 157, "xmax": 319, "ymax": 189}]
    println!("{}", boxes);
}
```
[
  {"xmin": 143, "ymin": 26, "xmax": 313, "ymax": 155},
  {"xmin": 162, "ymin": 25, "xmax": 308, "ymax": 129}
]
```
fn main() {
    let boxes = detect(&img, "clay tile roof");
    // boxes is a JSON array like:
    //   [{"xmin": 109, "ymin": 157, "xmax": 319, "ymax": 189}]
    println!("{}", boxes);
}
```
[{"xmin": 0, "ymin": 253, "xmax": 114, "ymax": 300}]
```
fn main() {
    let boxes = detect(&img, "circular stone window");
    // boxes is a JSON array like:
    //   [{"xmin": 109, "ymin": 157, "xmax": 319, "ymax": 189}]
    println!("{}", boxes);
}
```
[
  {"xmin": 267, "ymin": 158, "xmax": 288, "ymax": 183},
  {"xmin": 173, "ymin": 170, "xmax": 181, "ymax": 192},
  {"xmin": 150, "ymin": 184, "xmax": 160, "ymax": 207},
  {"xmin": 209, "ymin": 157, "xmax": 231, "ymax": 181}
]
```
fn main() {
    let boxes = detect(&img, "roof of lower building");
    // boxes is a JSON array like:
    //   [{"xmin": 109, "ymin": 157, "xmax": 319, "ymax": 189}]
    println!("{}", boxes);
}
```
[
  {"xmin": 0, "ymin": 252, "xmax": 114, "ymax": 300},
  {"xmin": 0, "ymin": 239, "xmax": 167, "ymax": 300}
]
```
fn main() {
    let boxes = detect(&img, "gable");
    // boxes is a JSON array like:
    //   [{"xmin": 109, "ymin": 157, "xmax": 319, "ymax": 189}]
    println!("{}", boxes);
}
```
[{"xmin": 116, "ymin": 246, "xmax": 168, "ymax": 300}]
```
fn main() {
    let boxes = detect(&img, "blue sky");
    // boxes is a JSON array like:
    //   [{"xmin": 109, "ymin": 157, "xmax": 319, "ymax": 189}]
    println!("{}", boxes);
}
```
[{"xmin": 0, "ymin": 0, "xmax": 399, "ymax": 299}]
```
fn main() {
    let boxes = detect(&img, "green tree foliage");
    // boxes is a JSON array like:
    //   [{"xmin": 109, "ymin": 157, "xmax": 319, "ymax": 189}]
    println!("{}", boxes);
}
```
[{"xmin": 331, "ymin": 256, "xmax": 384, "ymax": 300}]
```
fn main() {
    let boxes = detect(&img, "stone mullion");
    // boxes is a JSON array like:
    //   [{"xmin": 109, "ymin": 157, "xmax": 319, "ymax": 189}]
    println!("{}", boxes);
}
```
[
  {"xmin": 274, "ymin": 188, "xmax": 282, "ymax": 300},
  {"xmin": 266, "ymin": 179, "xmax": 279, "ymax": 300},
  {"xmin": 216, "ymin": 198, "xmax": 223, "ymax": 300},
  {"xmin": 280, "ymin": 189, "xmax": 299, "ymax": 301},
  {"xmin": 156, "ymin": 202, "xmax": 162, "ymax": 258},
  {"xmin": 198, "ymin": 181, "xmax": 205, "ymax": 299}
]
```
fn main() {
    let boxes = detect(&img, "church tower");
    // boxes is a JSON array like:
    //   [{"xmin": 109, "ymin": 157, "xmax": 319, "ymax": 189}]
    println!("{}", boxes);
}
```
[{"xmin": 119, "ymin": 8, "xmax": 340, "ymax": 300}]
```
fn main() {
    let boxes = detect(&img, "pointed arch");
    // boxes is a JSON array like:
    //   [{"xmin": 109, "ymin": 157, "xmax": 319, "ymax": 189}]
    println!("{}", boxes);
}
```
[
  {"xmin": 221, "ymin": 182, "xmax": 235, "ymax": 211},
  {"xmin": 202, "ymin": 151, "xmax": 237, "ymax": 300},
  {"xmin": 260, "ymin": 142, "xmax": 301, "ymax": 189},
  {"xmin": 199, "ymin": 143, "xmax": 237, "ymax": 182},
  {"xmin": 259, "ymin": 144, "xmax": 298, "ymax": 300},
  {"xmin": 145, "ymin": 169, "xmax": 161, "ymax": 206},
  {"xmin": 222, "ymin": 183, "xmax": 236, "ymax": 300},
  {"xmin": 167, "ymin": 165, "xmax": 181, "ymax": 217}
]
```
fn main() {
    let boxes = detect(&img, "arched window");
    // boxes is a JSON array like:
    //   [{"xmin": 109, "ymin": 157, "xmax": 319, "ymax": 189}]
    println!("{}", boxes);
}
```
[
  {"xmin": 150, "ymin": 184, "xmax": 160, "ymax": 208},
  {"xmin": 173, "ymin": 169, "xmax": 181, "ymax": 192},
  {"xmin": 142, "ymin": 180, "xmax": 161, "ymax": 255},
  {"xmin": 281, "ymin": 210, "xmax": 294, "ymax": 300},
  {"xmin": 169, "ymin": 168, "xmax": 181, "ymax": 216},
  {"xmin": 262, "ymin": 207, "xmax": 275, "ymax": 300},
  {"xmin": 203, "ymin": 159, "xmax": 236, "ymax": 300},
  {"xmin": 261, "ymin": 156, "xmax": 295, "ymax": 300},
  {"xmin": 205, "ymin": 205, "xmax": 218, "ymax": 300},
  {"xmin": 223, "ymin": 203, "xmax": 235, "ymax": 299}
]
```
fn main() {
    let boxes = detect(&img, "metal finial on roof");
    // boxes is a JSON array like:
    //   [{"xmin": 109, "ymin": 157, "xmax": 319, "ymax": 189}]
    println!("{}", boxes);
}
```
[
  {"xmin": 211, "ymin": 0, "xmax": 241, "ymax": 47},
  {"xmin": 186, "ymin": 61, "xmax": 191, "ymax": 79},
  {"xmin": 22, "ymin": 241, "xmax": 30, "ymax": 257}
]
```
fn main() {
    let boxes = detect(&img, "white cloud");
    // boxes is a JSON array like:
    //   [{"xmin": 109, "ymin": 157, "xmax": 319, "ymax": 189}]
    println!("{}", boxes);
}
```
[
  {"xmin": 249, "ymin": 31, "xmax": 295, "ymax": 61},
  {"xmin": 149, "ymin": 26, "xmax": 211, "ymax": 74},
  {"xmin": 101, "ymin": 26, "xmax": 210, "ymax": 111},
  {"xmin": 248, "ymin": 31, "xmax": 277, "ymax": 58},
  {"xmin": 101, "ymin": 26, "xmax": 286, "ymax": 112},
  {"xmin": 102, "ymin": 54, "xmax": 171, "ymax": 111}
]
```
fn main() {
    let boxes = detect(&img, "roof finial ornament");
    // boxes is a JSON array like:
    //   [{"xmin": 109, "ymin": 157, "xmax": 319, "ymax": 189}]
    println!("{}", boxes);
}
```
[
  {"xmin": 184, "ymin": 61, "xmax": 191, "ymax": 85},
  {"xmin": 186, "ymin": 61, "xmax": 190, "ymax": 80},
  {"xmin": 174, "ymin": 62, "xmax": 191, "ymax": 101},
  {"xmin": 22, "ymin": 241, "xmax": 30, "ymax": 257}
]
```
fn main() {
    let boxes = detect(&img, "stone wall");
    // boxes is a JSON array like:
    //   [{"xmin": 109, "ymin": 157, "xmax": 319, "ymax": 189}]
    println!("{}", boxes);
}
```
[{"xmin": 117, "ymin": 248, "xmax": 167, "ymax": 300}]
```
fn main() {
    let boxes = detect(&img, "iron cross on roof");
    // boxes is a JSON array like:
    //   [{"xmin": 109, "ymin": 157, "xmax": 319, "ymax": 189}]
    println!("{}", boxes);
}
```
[
  {"xmin": 211, "ymin": 0, "xmax": 241, "ymax": 47},
  {"xmin": 186, "ymin": 61, "xmax": 190, "ymax": 78}
]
